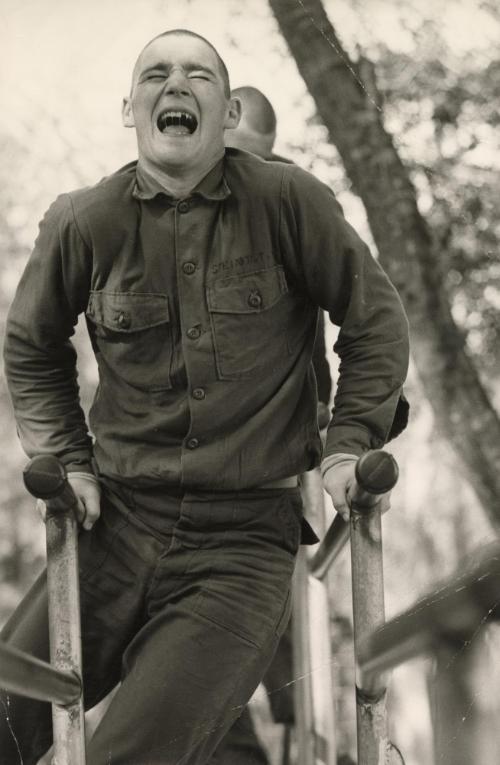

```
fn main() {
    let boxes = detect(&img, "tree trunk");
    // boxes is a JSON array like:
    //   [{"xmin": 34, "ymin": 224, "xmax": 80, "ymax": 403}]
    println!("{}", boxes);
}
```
[{"xmin": 269, "ymin": 0, "xmax": 500, "ymax": 527}]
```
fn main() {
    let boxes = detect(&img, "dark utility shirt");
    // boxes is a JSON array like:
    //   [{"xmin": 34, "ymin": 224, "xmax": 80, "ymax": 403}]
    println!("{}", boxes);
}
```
[{"xmin": 3, "ymin": 149, "xmax": 409, "ymax": 490}]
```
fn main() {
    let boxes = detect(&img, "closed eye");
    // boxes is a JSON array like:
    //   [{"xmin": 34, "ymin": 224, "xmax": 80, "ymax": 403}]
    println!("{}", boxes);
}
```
[{"xmin": 189, "ymin": 72, "xmax": 210, "ymax": 81}]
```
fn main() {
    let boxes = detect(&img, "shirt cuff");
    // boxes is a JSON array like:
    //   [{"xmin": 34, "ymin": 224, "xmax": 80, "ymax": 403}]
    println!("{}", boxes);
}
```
[
  {"xmin": 60, "ymin": 453, "xmax": 94, "ymax": 475},
  {"xmin": 66, "ymin": 470, "xmax": 99, "ymax": 486},
  {"xmin": 320, "ymin": 452, "xmax": 358, "ymax": 482}
]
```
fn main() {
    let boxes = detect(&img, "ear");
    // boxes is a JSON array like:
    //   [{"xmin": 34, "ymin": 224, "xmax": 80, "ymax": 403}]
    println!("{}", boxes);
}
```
[
  {"xmin": 122, "ymin": 97, "xmax": 135, "ymax": 128},
  {"xmin": 224, "ymin": 96, "xmax": 241, "ymax": 130}
]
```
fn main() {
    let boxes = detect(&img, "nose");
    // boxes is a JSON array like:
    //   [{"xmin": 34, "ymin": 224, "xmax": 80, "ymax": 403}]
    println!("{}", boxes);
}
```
[{"xmin": 164, "ymin": 67, "xmax": 190, "ymax": 96}]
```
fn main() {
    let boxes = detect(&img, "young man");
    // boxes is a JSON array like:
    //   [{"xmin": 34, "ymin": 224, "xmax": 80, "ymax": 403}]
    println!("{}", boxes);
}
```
[{"xmin": 1, "ymin": 29, "xmax": 409, "ymax": 765}]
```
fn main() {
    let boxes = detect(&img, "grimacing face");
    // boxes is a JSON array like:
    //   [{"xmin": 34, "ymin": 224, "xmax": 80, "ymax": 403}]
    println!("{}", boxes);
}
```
[{"xmin": 122, "ymin": 34, "xmax": 241, "ymax": 175}]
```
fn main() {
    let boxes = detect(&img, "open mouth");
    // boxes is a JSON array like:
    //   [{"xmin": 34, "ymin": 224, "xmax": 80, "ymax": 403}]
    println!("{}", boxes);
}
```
[{"xmin": 156, "ymin": 110, "xmax": 198, "ymax": 136}]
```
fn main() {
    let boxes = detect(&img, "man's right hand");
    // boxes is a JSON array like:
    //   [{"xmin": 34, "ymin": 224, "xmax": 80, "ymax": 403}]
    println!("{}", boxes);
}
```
[
  {"xmin": 323, "ymin": 460, "xmax": 392, "ymax": 523},
  {"xmin": 36, "ymin": 472, "xmax": 101, "ymax": 531}
]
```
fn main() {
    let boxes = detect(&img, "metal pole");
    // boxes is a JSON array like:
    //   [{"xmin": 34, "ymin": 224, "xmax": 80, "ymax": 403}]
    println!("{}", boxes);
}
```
[
  {"xmin": 354, "ymin": 542, "xmax": 500, "ymax": 764},
  {"xmin": 293, "ymin": 469, "xmax": 337, "ymax": 765},
  {"xmin": 24, "ymin": 456, "xmax": 86, "ymax": 765},
  {"xmin": 357, "ymin": 541, "xmax": 500, "ymax": 681},
  {"xmin": 350, "ymin": 504, "xmax": 388, "ymax": 765},
  {"xmin": 309, "ymin": 514, "xmax": 349, "ymax": 581},
  {"xmin": 0, "ymin": 642, "xmax": 81, "ymax": 706},
  {"xmin": 293, "ymin": 547, "xmax": 316, "ymax": 765},
  {"xmin": 349, "ymin": 451, "xmax": 398, "ymax": 765}
]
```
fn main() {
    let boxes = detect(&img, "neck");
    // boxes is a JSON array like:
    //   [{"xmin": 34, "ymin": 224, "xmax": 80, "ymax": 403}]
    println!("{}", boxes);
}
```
[
  {"xmin": 225, "ymin": 127, "xmax": 275, "ymax": 160},
  {"xmin": 138, "ymin": 153, "xmax": 224, "ymax": 199}
]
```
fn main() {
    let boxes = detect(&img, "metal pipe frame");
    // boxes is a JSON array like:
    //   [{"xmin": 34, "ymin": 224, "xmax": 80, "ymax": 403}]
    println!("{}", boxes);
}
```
[
  {"xmin": 357, "ymin": 542, "xmax": 500, "ymax": 682},
  {"xmin": 293, "ymin": 469, "xmax": 337, "ymax": 765},
  {"xmin": 349, "ymin": 495, "xmax": 390, "ymax": 764},
  {"xmin": 24, "ymin": 455, "xmax": 87, "ymax": 765},
  {"xmin": 0, "ymin": 641, "xmax": 81, "ymax": 706},
  {"xmin": 309, "ymin": 514, "xmax": 349, "ymax": 581},
  {"xmin": 308, "ymin": 450, "xmax": 399, "ymax": 765}
]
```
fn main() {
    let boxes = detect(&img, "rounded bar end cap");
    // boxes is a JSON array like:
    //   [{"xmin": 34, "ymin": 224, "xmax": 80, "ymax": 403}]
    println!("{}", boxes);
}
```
[
  {"xmin": 355, "ymin": 450, "xmax": 398, "ymax": 495},
  {"xmin": 23, "ymin": 455, "xmax": 67, "ymax": 500}
]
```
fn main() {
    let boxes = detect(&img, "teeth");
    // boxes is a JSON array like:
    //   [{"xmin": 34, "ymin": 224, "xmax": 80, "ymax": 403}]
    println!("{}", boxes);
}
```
[{"xmin": 157, "ymin": 110, "xmax": 197, "ymax": 134}]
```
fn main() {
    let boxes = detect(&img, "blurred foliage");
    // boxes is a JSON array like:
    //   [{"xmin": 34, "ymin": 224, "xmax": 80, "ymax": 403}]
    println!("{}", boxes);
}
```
[
  {"xmin": 280, "ymin": 0, "xmax": 500, "ymax": 391},
  {"xmin": 376, "ymin": 38, "xmax": 500, "ymax": 383}
]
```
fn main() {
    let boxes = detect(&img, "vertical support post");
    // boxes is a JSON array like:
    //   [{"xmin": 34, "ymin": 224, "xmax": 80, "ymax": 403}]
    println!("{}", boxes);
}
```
[
  {"xmin": 293, "ymin": 547, "xmax": 316, "ymax": 765},
  {"xmin": 350, "ymin": 505, "xmax": 388, "ymax": 765},
  {"xmin": 24, "ymin": 456, "xmax": 86, "ymax": 765},
  {"xmin": 46, "ymin": 508, "xmax": 86, "ymax": 765},
  {"xmin": 293, "ymin": 470, "xmax": 337, "ymax": 765},
  {"xmin": 349, "ymin": 451, "xmax": 398, "ymax": 765}
]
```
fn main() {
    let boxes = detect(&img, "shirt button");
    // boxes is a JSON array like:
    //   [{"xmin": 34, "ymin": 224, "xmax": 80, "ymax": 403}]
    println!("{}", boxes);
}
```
[
  {"xmin": 183, "ymin": 262, "xmax": 196, "ymax": 275},
  {"xmin": 187, "ymin": 326, "xmax": 201, "ymax": 340},
  {"xmin": 247, "ymin": 290, "xmax": 262, "ymax": 309},
  {"xmin": 117, "ymin": 312, "xmax": 131, "ymax": 329},
  {"xmin": 178, "ymin": 201, "xmax": 190, "ymax": 213},
  {"xmin": 187, "ymin": 438, "xmax": 199, "ymax": 450},
  {"xmin": 192, "ymin": 387, "xmax": 205, "ymax": 400}
]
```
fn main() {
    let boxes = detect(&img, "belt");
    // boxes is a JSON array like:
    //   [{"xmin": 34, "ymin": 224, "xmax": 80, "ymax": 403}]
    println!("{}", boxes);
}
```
[{"xmin": 257, "ymin": 476, "xmax": 299, "ymax": 489}]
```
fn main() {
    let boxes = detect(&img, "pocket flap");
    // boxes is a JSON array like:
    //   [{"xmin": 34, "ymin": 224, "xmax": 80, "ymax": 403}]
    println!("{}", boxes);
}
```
[
  {"xmin": 86, "ymin": 292, "xmax": 170, "ymax": 332},
  {"xmin": 207, "ymin": 266, "xmax": 288, "ymax": 314}
]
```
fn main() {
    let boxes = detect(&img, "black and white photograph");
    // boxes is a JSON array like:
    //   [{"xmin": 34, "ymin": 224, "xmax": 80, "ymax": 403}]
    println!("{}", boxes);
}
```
[{"xmin": 0, "ymin": 1, "xmax": 499, "ymax": 763}]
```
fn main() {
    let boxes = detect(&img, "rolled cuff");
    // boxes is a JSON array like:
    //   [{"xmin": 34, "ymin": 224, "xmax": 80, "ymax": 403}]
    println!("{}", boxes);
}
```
[{"xmin": 320, "ymin": 452, "xmax": 357, "ymax": 482}]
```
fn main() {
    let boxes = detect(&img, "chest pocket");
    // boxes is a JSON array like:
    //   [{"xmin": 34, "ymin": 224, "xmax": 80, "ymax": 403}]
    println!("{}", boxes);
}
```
[
  {"xmin": 86, "ymin": 291, "xmax": 173, "ymax": 391},
  {"xmin": 207, "ymin": 266, "xmax": 291, "ymax": 380}
]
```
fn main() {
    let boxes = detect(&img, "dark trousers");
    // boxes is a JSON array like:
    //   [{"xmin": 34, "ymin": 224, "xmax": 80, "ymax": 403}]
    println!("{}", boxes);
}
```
[
  {"xmin": 213, "ymin": 618, "xmax": 294, "ymax": 765},
  {"xmin": 0, "ymin": 481, "xmax": 302, "ymax": 765},
  {"xmin": 210, "ymin": 708, "xmax": 270, "ymax": 765}
]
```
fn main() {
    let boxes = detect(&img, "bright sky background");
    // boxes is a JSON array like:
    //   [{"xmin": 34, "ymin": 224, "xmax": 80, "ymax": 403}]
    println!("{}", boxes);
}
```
[
  {"xmin": 1, "ymin": 0, "xmax": 496, "ymax": 172},
  {"xmin": 1, "ymin": 0, "xmax": 497, "ymax": 253}
]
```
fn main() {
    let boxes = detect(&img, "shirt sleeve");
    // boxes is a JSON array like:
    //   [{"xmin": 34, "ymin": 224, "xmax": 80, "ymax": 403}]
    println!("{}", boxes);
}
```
[
  {"xmin": 3, "ymin": 194, "xmax": 94, "ymax": 472},
  {"xmin": 311, "ymin": 311, "xmax": 332, "ymax": 405},
  {"xmin": 280, "ymin": 165, "xmax": 410, "ymax": 457}
]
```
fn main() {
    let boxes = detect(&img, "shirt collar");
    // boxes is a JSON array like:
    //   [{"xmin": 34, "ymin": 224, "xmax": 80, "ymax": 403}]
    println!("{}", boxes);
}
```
[{"xmin": 132, "ymin": 158, "xmax": 230, "ymax": 202}]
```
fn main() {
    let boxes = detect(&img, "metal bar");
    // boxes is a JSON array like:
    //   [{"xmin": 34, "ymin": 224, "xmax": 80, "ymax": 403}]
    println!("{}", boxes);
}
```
[
  {"xmin": 349, "ymin": 451, "xmax": 398, "ymax": 765},
  {"xmin": 24, "ymin": 455, "xmax": 87, "ymax": 765},
  {"xmin": 293, "ymin": 470, "xmax": 337, "ymax": 764},
  {"xmin": 303, "ymin": 470, "xmax": 337, "ymax": 765},
  {"xmin": 309, "ymin": 515, "xmax": 349, "ymax": 580},
  {"xmin": 293, "ymin": 548, "xmax": 316, "ymax": 765},
  {"xmin": 46, "ymin": 509, "xmax": 86, "ymax": 765},
  {"xmin": 0, "ymin": 641, "xmax": 81, "ymax": 705},
  {"xmin": 357, "ymin": 542, "xmax": 500, "ymax": 680},
  {"xmin": 351, "ymin": 505, "xmax": 389, "ymax": 765},
  {"xmin": 358, "ymin": 631, "xmax": 435, "ymax": 687}
]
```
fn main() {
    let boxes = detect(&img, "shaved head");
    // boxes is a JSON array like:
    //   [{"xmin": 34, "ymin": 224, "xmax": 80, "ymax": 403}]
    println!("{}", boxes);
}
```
[
  {"xmin": 225, "ymin": 86, "xmax": 277, "ymax": 158},
  {"xmin": 131, "ymin": 29, "xmax": 231, "ymax": 97},
  {"xmin": 230, "ymin": 87, "xmax": 277, "ymax": 135}
]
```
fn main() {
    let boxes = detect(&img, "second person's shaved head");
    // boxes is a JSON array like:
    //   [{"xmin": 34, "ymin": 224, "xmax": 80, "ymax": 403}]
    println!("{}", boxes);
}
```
[
  {"xmin": 225, "ymin": 86, "xmax": 277, "ymax": 158},
  {"xmin": 230, "ymin": 87, "xmax": 277, "ymax": 134}
]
